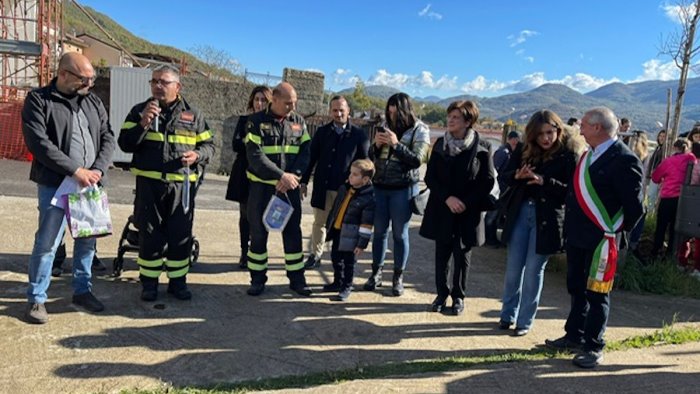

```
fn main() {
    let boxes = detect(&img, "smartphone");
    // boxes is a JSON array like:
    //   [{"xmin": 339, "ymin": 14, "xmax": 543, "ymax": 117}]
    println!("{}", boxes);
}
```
[{"xmin": 374, "ymin": 125, "xmax": 385, "ymax": 133}]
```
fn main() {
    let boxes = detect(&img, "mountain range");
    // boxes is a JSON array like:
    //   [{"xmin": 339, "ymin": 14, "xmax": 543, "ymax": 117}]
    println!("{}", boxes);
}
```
[
  {"xmin": 341, "ymin": 81, "xmax": 700, "ymax": 134},
  {"xmin": 67, "ymin": 2, "xmax": 698, "ymax": 134}
]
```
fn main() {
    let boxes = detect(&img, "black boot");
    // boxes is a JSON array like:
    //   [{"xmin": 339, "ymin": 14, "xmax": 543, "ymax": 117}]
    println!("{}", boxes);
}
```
[
  {"xmin": 288, "ymin": 270, "xmax": 312, "ymax": 296},
  {"xmin": 290, "ymin": 281, "xmax": 312, "ymax": 296},
  {"xmin": 363, "ymin": 267, "xmax": 383, "ymax": 291},
  {"xmin": 322, "ymin": 279, "xmax": 341, "ymax": 292},
  {"xmin": 323, "ymin": 261, "xmax": 342, "ymax": 292},
  {"xmin": 392, "ymin": 270, "xmax": 404, "ymax": 296},
  {"xmin": 140, "ymin": 275, "xmax": 158, "ymax": 301},
  {"xmin": 167, "ymin": 276, "xmax": 192, "ymax": 300}
]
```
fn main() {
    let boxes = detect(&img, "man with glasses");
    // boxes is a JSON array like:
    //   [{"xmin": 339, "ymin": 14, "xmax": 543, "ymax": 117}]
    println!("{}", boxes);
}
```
[
  {"xmin": 21, "ymin": 52, "xmax": 114, "ymax": 324},
  {"xmin": 118, "ymin": 65, "xmax": 215, "ymax": 302}
]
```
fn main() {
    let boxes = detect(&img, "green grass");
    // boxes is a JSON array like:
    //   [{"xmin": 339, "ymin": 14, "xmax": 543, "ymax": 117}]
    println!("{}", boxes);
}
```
[
  {"xmin": 118, "ymin": 323, "xmax": 700, "ymax": 394},
  {"xmin": 617, "ymin": 254, "xmax": 700, "ymax": 298}
]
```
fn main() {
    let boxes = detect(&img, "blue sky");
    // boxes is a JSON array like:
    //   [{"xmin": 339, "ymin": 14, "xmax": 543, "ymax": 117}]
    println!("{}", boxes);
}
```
[{"xmin": 78, "ymin": 0, "xmax": 694, "ymax": 98}]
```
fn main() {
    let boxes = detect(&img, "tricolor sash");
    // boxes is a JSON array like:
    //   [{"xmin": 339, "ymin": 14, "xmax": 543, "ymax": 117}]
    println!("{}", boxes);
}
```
[{"xmin": 573, "ymin": 150, "xmax": 624, "ymax": 294}]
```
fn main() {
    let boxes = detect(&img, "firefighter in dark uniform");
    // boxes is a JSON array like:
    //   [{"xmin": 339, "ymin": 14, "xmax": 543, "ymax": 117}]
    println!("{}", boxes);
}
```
[
  {"xmin": 245, "ymin": 82, "xmax": 312, "ymax": 296},
  {"xmin": 118, "ymin": 65, "xmax": 215, "ymax": 301}
]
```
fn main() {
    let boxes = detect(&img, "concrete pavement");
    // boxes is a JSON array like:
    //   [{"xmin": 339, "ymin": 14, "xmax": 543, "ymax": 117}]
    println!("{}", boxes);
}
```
[{"xmin": 1, "ymin": 159, "xmax": 699, "ymax": 393}]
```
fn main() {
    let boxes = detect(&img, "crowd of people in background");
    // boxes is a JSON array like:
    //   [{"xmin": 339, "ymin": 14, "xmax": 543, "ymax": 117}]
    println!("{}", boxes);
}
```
[{"xmin": 19, "ymin": 54, "xmax": 700, "ymax": 371}]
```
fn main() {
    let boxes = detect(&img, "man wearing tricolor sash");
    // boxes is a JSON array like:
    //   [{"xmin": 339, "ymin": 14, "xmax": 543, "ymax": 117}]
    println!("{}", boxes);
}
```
[{"xmin": 545, "ymin": 107, "xmax": 644, "ymax": 369}]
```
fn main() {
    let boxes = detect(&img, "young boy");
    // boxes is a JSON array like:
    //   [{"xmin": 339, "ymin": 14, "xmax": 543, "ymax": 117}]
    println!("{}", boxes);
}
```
[{"xmin": 324, "ymin": 159, "xmax": 376, "ymax": 301}]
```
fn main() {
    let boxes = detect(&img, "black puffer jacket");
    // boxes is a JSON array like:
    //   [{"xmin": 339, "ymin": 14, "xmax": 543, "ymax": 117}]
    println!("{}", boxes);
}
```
[
  {"xmin": 325, "ymin": 183, "xmax": 375, "ymax": 251},
  {"xmin": 372, "ymin": 121, "xmax": 430, "ymax": 188}
]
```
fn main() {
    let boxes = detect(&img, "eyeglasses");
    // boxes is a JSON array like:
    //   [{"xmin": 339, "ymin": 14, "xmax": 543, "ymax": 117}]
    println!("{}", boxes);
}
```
[
  {"xmin": 64, "ymin": 69, "xmax": 96, "ymax": 85},
  {"xmin": 149, "ymin": 79, "xmax": 178, "ymax": 87}
]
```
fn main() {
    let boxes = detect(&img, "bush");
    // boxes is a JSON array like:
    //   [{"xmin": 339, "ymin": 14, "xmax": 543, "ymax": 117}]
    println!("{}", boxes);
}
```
[{"xmin": 617, "ymin": 254, "xmax": 700, "ymax": 298}]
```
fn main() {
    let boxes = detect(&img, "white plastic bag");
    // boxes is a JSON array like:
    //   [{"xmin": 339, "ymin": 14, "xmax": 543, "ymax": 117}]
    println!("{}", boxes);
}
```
[{"xmin": 64, "ymin": 185, "xmax": 113, "ymax": 239}]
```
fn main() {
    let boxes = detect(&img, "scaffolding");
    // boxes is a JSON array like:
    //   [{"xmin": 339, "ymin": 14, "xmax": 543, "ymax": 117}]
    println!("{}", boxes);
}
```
[
  {"xmin": 1, "ymin": 0, "xmax": 62, "ymax": 98},
  {"xmin": 0, "ymin": 0, "xmax": 62, "ymax": 160}
]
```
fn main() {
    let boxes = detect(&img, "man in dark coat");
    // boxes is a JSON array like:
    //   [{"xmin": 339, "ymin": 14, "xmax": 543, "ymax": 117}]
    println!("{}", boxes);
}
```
[
  {"xmin": 300, "ymin": 96, "xmax": 369, "ymax": 269},
  {"xmin": 22, "ymin": 52, "xmax": 115, "ymax": 323},
  {"xmin": 545, "ymin": 107, "xmax": 644, "ymax": 369}
]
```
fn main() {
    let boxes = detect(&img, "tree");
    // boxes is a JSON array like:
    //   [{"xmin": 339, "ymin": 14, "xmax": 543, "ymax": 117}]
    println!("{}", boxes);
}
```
[
  {"xmin": 660, "ymin": 0, "xmax": 700, "ymax": 158},
  {"xmin": 348, "ymin": 81, "xmax": 372, "ymax": 113},
  {"xmin": 189, "ymin": 45, "xmax": 242, "ymax": 81},
  {"xmin": 416, "ymin": 103, "xmax": 446, "ymax": 126}
]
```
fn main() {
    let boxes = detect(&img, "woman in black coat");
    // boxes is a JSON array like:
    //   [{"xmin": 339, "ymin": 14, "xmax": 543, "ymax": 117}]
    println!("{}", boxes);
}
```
[
  {"xmin": 498, "ymin": 110, "xmax": 577, "ymax": 336},
  {"xmin": 419, "ymin": 100, "xmax": 495, "ymax": 316},
  {"xmin": 225, "ymin": 85, "xmax": 272, "ymax": 268}
]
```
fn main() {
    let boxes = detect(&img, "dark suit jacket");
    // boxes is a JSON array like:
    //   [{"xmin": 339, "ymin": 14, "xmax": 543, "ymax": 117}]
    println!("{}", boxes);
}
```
[
  {"xmin": 301, "ymin": 121, "xmax": 369, "ymax": 209},
  {"xmin": 564, "ymin": 140, "xmax": 644, "ymax": 250}
]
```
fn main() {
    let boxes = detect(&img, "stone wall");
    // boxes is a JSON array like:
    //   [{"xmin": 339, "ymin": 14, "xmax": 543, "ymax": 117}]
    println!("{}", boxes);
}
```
[
  {"xmin": 179, "ymin": 77, "xmax": 254, "ymax": 174},
  {"xmin": 95, "ymin": 67, "xmax": 326, "ymax": 174},
  {"xmin": 283, "ymin": 68, "xmax": 326, "ymax": 116}
]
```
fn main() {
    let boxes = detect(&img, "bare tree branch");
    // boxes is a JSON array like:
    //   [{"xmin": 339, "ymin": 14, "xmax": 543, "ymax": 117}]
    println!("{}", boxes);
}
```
[
  {"xmin": 189, "ymin": 45, "xmax": 242, "ymax": 81},
  {"xmin": 660, "ymin": 0, "xmax": 700, "ymax": 159}
]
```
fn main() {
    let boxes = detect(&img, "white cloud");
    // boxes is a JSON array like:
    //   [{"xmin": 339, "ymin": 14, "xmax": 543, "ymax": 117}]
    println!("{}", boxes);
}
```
[
  {"xmin": 332, "ymin": 68, "xmax": 360, "ymax": 86},
  {"xmin": 633, "ymin": 59, "xmax": 680, "ymax": 81},
  {"xmin": 507, "ymin": 72, "xmax": 619, "ymax": 92},
  {"xmin": 559, "ymin": 73, "xmax": 620, "ymax": 91},
  {"xmin": 525, "ymin": 56, "xmax": 535, "ymax": 63},
  {"xmin": 305, "ymin": 68, "xmax": 323, "ymax": 73},
  {"xmin": 460, "ymin": 75, "xmax": 507, "ymax": 93},
  {"xmin": 515, "ymin": 48, "xmax": 525, "ymax": 55},
  {"xmin": 662, "ymin": 3, "xmax": 698, "ymax": 24},
  {"xmin": 418, "ymin": 3, "xmax": 443, "ymax": 20},
  {"xmin": 508, "ymin": 30, "xmax": 538, "ymax": 47},
  {"xmin": 508, "ymin": 72, "xmax": 547, "ymax": 91},
  {"xmin": 459, "ymin": 72, "xmax": 619, "ymax": 95},
  {"xmin": 367, "ymin": 69, "xmax": 412, "ymax": 87},
  {"xmin": 415, "ymin": 71, "xmax": 458, "ymax": 90},
  {"xmin": 336, "ymin": 58, "xmax": 688, "ymax": 97},
  {"xmin": 366, "ymin": 69, "xmax": 457, "ymax": 90}
]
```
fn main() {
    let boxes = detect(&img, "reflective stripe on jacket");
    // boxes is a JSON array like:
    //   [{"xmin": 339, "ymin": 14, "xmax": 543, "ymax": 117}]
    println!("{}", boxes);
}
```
[
  {"xmin": 245, "ymin": 106, "xmax": 311, "ymax": 185},
  {"xmin": 117, "ymin": 96, "xmax": 215, "ymax": 182}
]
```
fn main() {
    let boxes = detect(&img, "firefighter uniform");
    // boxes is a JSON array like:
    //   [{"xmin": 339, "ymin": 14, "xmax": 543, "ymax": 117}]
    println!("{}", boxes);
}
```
[
  {"xmin": 118, "ymin": 96, "xmax": 214, "ymax": 296},
  {"xmin": 245, "ymin": 106, "xmax": 311, "ymax": 292}
]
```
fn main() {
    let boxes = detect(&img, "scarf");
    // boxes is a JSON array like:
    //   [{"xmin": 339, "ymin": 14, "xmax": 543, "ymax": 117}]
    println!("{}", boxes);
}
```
[
  {"xmin": 573, "ymin": 150, "xmax": 624, "ymax": 294},
  {"xmin": 444, "ymin": 129, "xmax": 475, "ymax": 157}
]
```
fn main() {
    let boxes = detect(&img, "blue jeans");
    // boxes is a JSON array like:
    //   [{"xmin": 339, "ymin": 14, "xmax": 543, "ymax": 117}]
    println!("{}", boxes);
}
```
[
  {"xmin": 372, "ymin": 186, "xmax": 414, "ymax": 272},
  {"xmin": 500, "ymin": 201, "xmax": 549, "ymax": 329},
  {"xmin": 27, "ymin": 184, "xmax": 95, "ymax": 303}
]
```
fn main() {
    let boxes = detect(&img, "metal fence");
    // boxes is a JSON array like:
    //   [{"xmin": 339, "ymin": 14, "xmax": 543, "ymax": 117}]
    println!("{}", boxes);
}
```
[{"xmin": 243, "ymin": 69, "xmax": 282, "ymax": 87}]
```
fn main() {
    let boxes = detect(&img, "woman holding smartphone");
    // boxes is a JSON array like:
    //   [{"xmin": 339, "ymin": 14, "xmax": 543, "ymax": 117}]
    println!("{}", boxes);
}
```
[{"xmin": 364, "ymin": 93, "xmax": 430, "ymax": 296}]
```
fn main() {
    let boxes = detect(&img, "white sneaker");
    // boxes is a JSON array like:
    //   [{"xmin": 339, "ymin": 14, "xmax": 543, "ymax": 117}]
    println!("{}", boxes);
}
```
[{"xmin": 690, "ymin": 270, "xmax": 700, "ymax": 279}]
